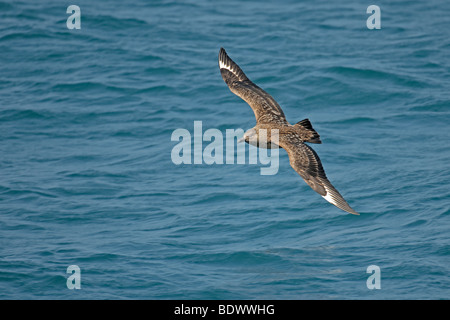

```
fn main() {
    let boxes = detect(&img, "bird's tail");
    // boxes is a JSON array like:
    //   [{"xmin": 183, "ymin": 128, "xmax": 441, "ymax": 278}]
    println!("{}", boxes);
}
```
[{"xmin": 294, "ymin": 119, "xmax": 322, "ymax": 144}]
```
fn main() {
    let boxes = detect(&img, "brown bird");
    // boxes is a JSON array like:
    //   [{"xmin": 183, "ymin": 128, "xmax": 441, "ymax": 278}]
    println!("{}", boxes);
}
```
[{"xmin": 218, "ymin": 48, "xmax": 359, "ymax": 215}]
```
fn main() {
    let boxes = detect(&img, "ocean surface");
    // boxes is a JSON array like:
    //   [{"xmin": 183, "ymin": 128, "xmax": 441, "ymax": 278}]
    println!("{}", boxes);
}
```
[{"xmin": 1, "ymin": 0, "xmax": 449, "ymax": 300}]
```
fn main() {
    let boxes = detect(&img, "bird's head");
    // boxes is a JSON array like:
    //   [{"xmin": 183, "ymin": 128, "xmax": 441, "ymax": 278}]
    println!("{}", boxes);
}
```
[{"xmin": 238, "ymin": 128, "xmax": 258, "ymax": 145}]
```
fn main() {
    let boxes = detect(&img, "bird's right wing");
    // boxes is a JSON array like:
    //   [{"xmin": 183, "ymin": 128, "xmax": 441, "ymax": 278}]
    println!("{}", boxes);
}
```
[
  {"xmin": 218, "ymin": 48, "xmax": 287, "ymax": 125},
  {"xmin": 279, "ymin": 133, "xmax": 359, "ymax": 215}
]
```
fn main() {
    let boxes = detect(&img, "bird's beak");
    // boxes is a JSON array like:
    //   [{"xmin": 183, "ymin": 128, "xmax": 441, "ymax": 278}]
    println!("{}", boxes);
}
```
[{"xmin": 237, "ymin": 136, "xmax": 245, "ymax": 143}]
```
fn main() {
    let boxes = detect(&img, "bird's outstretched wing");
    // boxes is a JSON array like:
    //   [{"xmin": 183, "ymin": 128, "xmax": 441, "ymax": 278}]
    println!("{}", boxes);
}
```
[
  {"xmin": 279, "ymin": 133, "xmax": 359, "ymax": 215},
  {"xmin": 219, "ymin": 48, "xmax": 287, "ymax": 125}
]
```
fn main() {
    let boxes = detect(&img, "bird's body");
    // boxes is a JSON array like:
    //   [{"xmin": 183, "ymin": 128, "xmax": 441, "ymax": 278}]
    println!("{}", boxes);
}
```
[{"xmin": 218, "ymin": 48, "xmax": 359, "ymax": 215}]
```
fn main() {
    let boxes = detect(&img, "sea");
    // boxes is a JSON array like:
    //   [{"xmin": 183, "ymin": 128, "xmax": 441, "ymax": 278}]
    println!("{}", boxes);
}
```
[{"xmin": 0, "ymin": 0, "xmax": 449, "ymax": 300}]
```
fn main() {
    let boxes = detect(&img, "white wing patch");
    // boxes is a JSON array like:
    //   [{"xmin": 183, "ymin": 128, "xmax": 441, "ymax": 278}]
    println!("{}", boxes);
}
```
[
  {"xmin": 322, "ymin": 184, "xmax": 339, "ymax": 207},
  {"xmin": 219, "ymin": 58, "xmax": 237, "ymax": 75},
  {"xmin": 321, "ymin": 183, "xmax": 359, "ymax": 215}
]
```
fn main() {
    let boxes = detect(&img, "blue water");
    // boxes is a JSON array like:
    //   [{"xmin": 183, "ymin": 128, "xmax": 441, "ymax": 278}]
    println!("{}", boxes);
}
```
[{"xmin": 1, "ymin": 0, "xmax": 449, "ymax": 299}]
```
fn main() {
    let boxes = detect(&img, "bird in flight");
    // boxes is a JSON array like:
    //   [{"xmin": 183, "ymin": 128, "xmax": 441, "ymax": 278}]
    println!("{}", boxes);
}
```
[{"xmin": 218, "ymin": 48, "xmax": 359, "ymax": 215}]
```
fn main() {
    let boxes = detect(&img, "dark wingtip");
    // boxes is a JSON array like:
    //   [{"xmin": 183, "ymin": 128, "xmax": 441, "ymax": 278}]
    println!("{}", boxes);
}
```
[
  {"xmin": 218, "ymin": 48, "xmax": 249, "ymax": 82},
  {"xmin": 218, "ymin": 47, "xmax": 229, "ymax": 66},
  {"xmin": 219, "ymin": 47, "xmax": 226, "ymax": 60}
]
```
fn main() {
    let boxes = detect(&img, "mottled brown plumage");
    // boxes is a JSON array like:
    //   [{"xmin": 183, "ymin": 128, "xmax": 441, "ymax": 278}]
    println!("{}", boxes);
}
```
[{"xmin": 219, "ymin": 48, "xmax": 358, "ymax": 215}]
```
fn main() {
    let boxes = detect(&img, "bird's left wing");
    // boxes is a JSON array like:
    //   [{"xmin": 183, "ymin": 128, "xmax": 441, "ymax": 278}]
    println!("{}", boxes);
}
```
[{"xmin": 219, "ymin": 48, "xmax": 287, "ymax": 125}]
